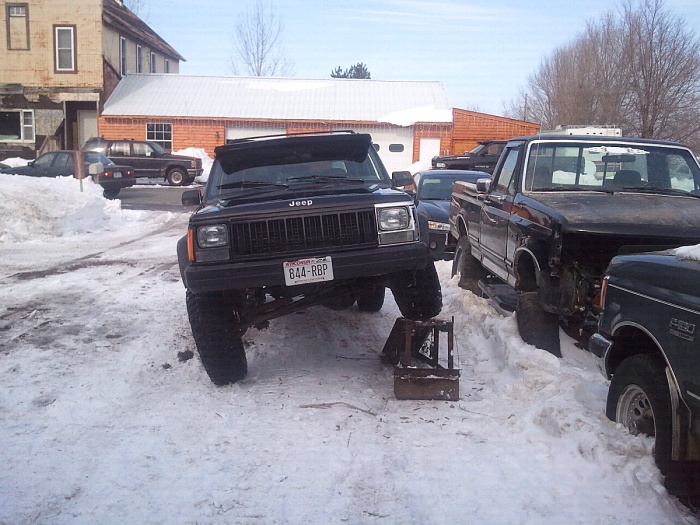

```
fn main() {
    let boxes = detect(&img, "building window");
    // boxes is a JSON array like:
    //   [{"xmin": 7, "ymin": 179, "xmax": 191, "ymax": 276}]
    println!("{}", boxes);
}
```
[
  {"xmin": 54, "ymin": 25, "xmax": 76, "ymax": 72},
  {"xmin": 136, "ymin": 45, "xmax": 142, "ymax": 73},
  {"xmin": 7, "ymin": 3, "xmax": 29, "ymax": 50},
  {"xmin": 146, "ymin": 123, "xmax": 172, "ymax": 151},
  {"xmin": 120, "ymin": 37, "xmax": 127, "ymax": 76},
  {"xmin": 165, "ymin": 58, "xmax": 170, "ymax": 73},
  {"xmin": 388, "ymin": 144, "xmax": 405, "ymax": 153},
  {"xmin": 0, "ymin": 109, "xmax": 35, "ymax": 142},
  {"xmin": 150, "ymin": 52, "xmax": 156, "ymax": 73}
]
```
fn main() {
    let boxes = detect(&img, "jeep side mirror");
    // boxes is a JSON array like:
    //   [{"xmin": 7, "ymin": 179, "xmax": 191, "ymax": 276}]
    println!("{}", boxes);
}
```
[
  {"xmin": 182, "ymin": 189, "xmax": 202, "ymax": 206},
  {"xmin": 391, "ymin": 171, "xmax": 414, "ymax": 188},
  {"xmin": 475, "ymin": 178, "xmax": 491, "ymax": 194}
]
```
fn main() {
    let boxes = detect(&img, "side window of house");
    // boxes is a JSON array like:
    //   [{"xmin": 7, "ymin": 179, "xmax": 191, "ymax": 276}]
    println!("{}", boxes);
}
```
[
  {"xmin": 7, "ymin": 3, "xmax": 29, "ymax": 50},
  {"xmin": 494, "ymin": 148, "xmax": 519, "ymax": 195},
  {"xmin": 54, "ymin": 25, "xmax": 76, "ymax": 72},
  {"xmin": 147, "ymin": 123, "xmax": 173, "ymax": 151},
  {"xmin": 0, "ymin": 109, "xmax": 34, "ymax": 142},
  {"xmin": 136, "ymin": 45, "xmax": 142, "ymax": 73},
  {"xmin": 150, "ymin": 52, "xmax": 156, "ymax": 73},
  {"xmin": 120, "ymin": 37, "xmax": 127, "ymax": 76}
]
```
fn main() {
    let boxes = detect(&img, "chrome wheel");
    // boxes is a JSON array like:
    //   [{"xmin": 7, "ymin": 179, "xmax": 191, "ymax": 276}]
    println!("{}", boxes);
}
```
[{"xmin": 616, "ymin": 383, "xmax": 656, "ymax": 437}]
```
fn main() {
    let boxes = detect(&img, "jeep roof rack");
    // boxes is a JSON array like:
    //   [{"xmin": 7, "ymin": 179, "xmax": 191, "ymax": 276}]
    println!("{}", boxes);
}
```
[{"xmin": 225, "ymin": 129, "xmax": 356, "ymax": 146}]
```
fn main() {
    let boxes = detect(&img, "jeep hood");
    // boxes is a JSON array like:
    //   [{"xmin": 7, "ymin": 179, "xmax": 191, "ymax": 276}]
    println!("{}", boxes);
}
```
[{"xmin": 526, "ymin": 192, "xmax": 700, "ymax": 239}]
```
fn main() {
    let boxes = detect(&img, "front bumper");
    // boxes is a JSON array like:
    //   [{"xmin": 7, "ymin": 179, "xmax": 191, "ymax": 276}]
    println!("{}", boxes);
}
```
[
  {"xmin": 426, "ymin": 231, "xmax": 454, "ymax": 261},
  {"xmin": 98, "ymin": 177, "xmax": 136, "ymax": 190},
  {"xmin": 588, "ymin": 331, "xmax": 613, "ymax": 377},
  {"xmin": 181, "ymin": 241, "xmax": 430, "ymax": 294}
]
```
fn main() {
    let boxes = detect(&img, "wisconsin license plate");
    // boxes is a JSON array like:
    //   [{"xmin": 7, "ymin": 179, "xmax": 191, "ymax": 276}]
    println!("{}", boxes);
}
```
[
  {"xmin": 284, "ymin": 256, "xmax": 334, "ymax": 286},
  {"xmin": 114, "ymin": 172, "xmax": 122, "ymax": 178}
]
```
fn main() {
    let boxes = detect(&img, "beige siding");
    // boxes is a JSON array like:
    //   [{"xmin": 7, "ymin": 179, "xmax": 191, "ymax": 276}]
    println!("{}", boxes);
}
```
[{"xmin": 0, "ymin": 0, "xmax": 103, "ymax": 88}]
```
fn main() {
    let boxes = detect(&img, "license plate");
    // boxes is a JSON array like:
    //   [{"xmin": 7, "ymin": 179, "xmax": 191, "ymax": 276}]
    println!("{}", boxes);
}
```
[
  {"xmin": 114, "ymin": 172, "xmax": 122, "ymax": 178},
  {"xmin": 284, "ymin": 256, "xmax": 334, "ymax": 286}
]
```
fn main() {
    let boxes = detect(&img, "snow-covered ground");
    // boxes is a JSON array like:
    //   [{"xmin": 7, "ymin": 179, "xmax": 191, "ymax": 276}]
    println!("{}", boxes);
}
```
[{"xmin": 0, "ymin": 174, "xmax": 697, "ymax": 524}]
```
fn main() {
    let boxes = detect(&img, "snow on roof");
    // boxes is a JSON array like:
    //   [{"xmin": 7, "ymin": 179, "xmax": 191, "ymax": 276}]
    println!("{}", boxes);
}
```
[{"xmin": 102, "ymin": 74, "xmax": 452, "ymax": 125}]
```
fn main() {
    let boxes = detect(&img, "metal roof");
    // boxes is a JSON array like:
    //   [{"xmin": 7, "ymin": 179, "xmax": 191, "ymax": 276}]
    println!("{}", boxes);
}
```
[{"xmin": 102, "ymin": 74, "xmax": 453, "ymax": 125}]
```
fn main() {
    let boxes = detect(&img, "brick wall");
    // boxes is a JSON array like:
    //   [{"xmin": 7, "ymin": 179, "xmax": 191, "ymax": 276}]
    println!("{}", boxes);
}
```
[{"xmin": 450, "ymin": 109, "xmax": 540, "ymax": 155}]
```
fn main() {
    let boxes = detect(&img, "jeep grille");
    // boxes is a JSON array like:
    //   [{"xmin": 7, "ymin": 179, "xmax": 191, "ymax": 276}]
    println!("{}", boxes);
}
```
[{"xmin": 230, "ymin": 210, "xmax": 378, "ymax": 258}]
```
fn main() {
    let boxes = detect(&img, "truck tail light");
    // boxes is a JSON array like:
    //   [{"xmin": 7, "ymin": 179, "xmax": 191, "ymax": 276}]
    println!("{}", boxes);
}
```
[{"xmin": 599, "ymin": 276, "xmax": 609, "ymax": 308}]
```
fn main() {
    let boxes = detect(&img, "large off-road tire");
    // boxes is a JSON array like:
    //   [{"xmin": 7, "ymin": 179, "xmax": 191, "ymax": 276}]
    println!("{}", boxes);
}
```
[
  {"xmin": 357, "ymin": 286, "xmax": 385, "ymax": 312},
  {"xmin": 607, "ymin": 355, "xmax": 673, "ymax": 478},
  {"xmin": 390, "ymin": 261, "xmax": 442, "ymax": 320},
  {"xmin": 515, "ymin": 291, "xmax": 561, "ymax": 357},
  {"xmin": 185, "ymin": 290, "xmax": 247, "ymax": 385},
  {"xmin": 167, "ymin": 167, "xmax": 188, "ymax": 186},
  {"xmin": 451, "ymin": 236, "xmax": 487, "ymax": 295}
]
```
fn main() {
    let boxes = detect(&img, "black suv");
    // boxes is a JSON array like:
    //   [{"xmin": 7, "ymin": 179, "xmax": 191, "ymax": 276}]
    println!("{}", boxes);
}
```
[
  {"xmin": 82, "ymin": 138, "xmax": 202, "ymax": 186},
  {"xmin": 177, "ymin": 131, "xmax": 442, "ymax": 385}
]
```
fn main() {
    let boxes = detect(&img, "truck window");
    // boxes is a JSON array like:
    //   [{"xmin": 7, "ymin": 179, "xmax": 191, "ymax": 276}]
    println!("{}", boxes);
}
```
[{"xmin": 495, "ymin": 148, "xmax": 519, "ymax": 194}]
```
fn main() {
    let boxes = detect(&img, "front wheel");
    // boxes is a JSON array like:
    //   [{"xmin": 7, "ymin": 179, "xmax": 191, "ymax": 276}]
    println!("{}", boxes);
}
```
[
  {"xmin": 451, "ymin": 236, "xmax": 487, "ymax": 295},
  {"xmin": 515, "ymin": 291, "xmax": 561, "ymax": 357},
  {"xmin": 390, "ymin": 261, "xmax": 442, "ymax": 320},
  {"xmin": 167, "ymin": 168, "xmax": 188, "ymax": 186},
  {"xmin": 607, "ymin": 354, "xmax": 673, "ymax": 477},
  {"xmin": 357, "ymin": 286, "xmax": 385, "ymax": 312},
  {"xmin": 186, "ymin": 291, "xmax": 247, "ymax": 385}
]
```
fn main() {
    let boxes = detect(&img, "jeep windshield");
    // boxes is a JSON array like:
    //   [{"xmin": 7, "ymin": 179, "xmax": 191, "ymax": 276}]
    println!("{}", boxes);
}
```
[
  {"xmin": 523, "ymin": 141, "xmax": 700, "ymax": 196},
  {"xmin": 206, "ymin": 134, "xmax": 390, "ymax": 199}
]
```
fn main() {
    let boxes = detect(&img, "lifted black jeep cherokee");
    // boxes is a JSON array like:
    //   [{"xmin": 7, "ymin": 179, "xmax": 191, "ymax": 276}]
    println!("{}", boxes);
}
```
[{"xmin": 177, "ymin": 131, "xmax": 442, "ymax": 385}]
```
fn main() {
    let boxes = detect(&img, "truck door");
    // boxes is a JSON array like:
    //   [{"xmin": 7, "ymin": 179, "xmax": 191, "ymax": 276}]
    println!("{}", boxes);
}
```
[{"xmin": 479, "ymin": 147, "xmax": 520, "ymax": 280}]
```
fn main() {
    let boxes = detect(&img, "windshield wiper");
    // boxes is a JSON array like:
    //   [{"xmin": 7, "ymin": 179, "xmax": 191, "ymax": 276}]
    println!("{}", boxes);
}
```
[
  {"xmin": 616, "ymin": 185, "xmax": 699, "ymax": 197},
  {"xmin": 286, "ymin": 175, "xmax": 365, "ymax": 184},
  {"xmin": 534, "ymin": 186, "xmax": 614, "ymax": 194},
  {"xmin": 217, "ymin": 180, "xmax": 288, "ymax": 190}
]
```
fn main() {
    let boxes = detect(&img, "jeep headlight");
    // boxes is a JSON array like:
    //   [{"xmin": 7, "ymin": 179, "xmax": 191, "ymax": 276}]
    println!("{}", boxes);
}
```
[
  {"xmin": 378, "ymin": 207, "xmax": 410, "ymax": 231},
  {"xmin": 428, "ymin": 221, "xmax": 450, "ymax": 231},
  {"xmin": 376, "ymin": 204, "xmax": 417, "ymax": 245},
  {"xmin": 197, "ymin": 224, "xmax": 228, "ymax": 247}
]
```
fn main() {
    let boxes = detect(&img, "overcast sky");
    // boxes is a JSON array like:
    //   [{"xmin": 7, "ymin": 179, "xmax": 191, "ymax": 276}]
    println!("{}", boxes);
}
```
[{"xmin": 140, "ymin": 0, "xmax": 700, "ymax": 116}]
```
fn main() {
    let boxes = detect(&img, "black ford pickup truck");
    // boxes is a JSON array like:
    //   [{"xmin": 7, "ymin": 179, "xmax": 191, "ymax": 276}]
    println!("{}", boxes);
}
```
[
  {"xmin": 177, "ymin": 131, "xmax": 442, "ymax": 385},
  {"xmin": 432, "ymin": 140, "xmax": 506, "ymax": 174},
  {"xmin": 589, "ymin": 247, "xmax": 700, "ymax": 497},
  {"xmin": 448, "ymin": 134, "xmax": 700, "ymax": 356}
]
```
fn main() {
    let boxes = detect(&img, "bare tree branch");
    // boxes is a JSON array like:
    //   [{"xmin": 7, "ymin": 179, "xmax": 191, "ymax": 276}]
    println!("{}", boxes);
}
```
[{"xmin": 229, "ymin": 0, "xmax": 294, "ymax": 76}]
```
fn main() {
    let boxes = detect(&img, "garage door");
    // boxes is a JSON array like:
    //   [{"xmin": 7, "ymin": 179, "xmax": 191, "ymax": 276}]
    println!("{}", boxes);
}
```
[
  {"xmin": 334, "ymin": 127, "xmax": 413, "ymax": 175},
  {"xmin": 225, "ymin": 125, "xmax": 283, "ymax": 142}
]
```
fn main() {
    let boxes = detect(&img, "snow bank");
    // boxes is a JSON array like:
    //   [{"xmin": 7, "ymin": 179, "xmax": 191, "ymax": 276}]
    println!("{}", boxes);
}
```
[
  {"xmin": 0, "ymin": 174, "xmax": 141, "ymax": 242},
  {"xmin": 174, "ymin": 146, "xmax": 213, "ymax": 183},
  {"xmin": 674, "ymin": 243, "xmax": 700, "ymax": 261}
]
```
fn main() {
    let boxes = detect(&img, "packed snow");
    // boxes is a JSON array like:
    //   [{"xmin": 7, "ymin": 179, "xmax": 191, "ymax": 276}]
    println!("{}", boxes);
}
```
[{"xmin": 1, "ymin": 174, "xmax": 697, "ymax": 524}]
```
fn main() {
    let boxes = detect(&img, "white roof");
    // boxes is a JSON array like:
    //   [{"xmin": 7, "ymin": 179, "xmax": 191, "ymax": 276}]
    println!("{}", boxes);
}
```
[{"xmin": 102, "ymin": 74, "xmax": 453, "ymax": 126}]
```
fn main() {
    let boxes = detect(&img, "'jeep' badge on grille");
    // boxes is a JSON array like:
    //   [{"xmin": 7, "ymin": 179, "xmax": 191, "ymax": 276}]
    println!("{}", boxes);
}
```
[{"xmin": 289, "ymin": 200, "xmax": 313, "ymax": 207}]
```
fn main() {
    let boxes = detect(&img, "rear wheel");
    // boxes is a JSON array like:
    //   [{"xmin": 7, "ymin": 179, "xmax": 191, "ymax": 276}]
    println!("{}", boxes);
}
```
[
  {"xmin": 515, "ymin": 291, "xmax": 561, "ymax": 357},
  {"xmin": 186, "ymin": 291, "xmax": 247, "ymax": 385},
  {"xmin": 451, "ymin": 236, "xmax": 487, "ymax": 295},
  {"xmin": 167, "ymin": 168, "xmax": 188, "ymax": 186},
  {"xmin": 357, "ymin": 286, "xmax": 385, "ymax": 312},
  {"xmin": 607, "ymin": 355, "xmax": 673, "ymax": 477},
  {"xmin": 390, "ymin": 261, "xmax": 442, "ymax": 320},
  {"xmin": 103, "ymin": 188, "xmax": 120, "ymax": 199}
]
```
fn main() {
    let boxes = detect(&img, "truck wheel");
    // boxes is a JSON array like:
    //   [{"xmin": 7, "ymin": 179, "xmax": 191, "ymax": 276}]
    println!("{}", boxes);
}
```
[
  {"xmin": 167, "ymin": 168, "xmax": 188, "ymax": 186},
  {"xmin": 103, "ymin": 188, "xmax": 120, "ymax": 199},
  {"xmin": 515, "ymin": 291, "xmax": 561, "ymax": 357},
  {"xmin": 451, "ymin": 236, "xmax": 487, "ymax": 295},
  {"xmin": 390, "ymin": 261, "xmax": 442, "ymax": 320},
  {"xmin": 607, "ymin": 354, "xmax": 672, "ymax": 477},
  {"xmin": 186, "ymin": 290, "xmax": 247, "ymax": 385},
  {"xmin": 357, "ymin": 286, "xmax": 385, "ymax": 312}
]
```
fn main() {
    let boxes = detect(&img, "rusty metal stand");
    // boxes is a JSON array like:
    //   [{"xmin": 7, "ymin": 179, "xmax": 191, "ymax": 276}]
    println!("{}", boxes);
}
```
[{"xmin": 384, "ymin": 317, "xmax": 460, "ymax": 401}]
